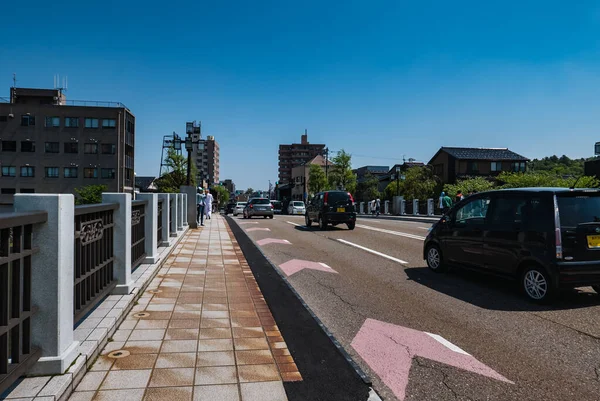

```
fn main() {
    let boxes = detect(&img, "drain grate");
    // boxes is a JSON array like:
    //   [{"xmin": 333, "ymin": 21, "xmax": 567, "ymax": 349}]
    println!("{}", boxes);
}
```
[
  {"xmin": 132, "ymin": 312, "xmax": 150, "ymax": 318},
  {"xmin": 107, "ymin": 350, "xmax": 130, "ymax": 359}
]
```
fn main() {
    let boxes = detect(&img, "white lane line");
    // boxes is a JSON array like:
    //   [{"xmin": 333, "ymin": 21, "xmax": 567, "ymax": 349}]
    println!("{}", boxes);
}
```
[
  {"xmin": 418, "ymin": 227, "xmax": 429, "ymax": 230},
  {"xmin": 356, "ymin": 224, "xmax": 426, "ymax": 241},
  {"xmin": 319, "ymin": 262, "xmax": 332, "ymax": 269},
  {"xmin": 286, "ymin": 221, "xmax": 303, "ymax": 227},
  {"xmin": 337, "ymin": 239, "xmax": 408, "ymax": 264},
  {"xmin": 425, "ymin": 332, "xmax": 471, "ymax": 356}
]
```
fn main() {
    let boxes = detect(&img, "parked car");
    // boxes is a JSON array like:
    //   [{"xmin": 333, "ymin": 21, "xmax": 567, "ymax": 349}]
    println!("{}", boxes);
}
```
[
  {"xmin": 424, "ymin": 188, "xmax": 600, "ymax": 303},
  {"xmin": 306, "ymin": 191, "xmax": 356, "ymax": 230},
  {"xmin": 233, "ymin": 202, "xmax": 247, "ymax": 216},
  {"xmin": 271, "ymin": 200, "xmax": 283, "ymax": 214},
  {"xmin": 224, "ymin": 201, "xmax": 236, "ymax": 215},
  {"xmin": 243, "ymin": 198, "xmax": 274, "ymax": 219},
  {"xmin": 288, "ymin": 201, "xmax": 306, "ymax": 215}
]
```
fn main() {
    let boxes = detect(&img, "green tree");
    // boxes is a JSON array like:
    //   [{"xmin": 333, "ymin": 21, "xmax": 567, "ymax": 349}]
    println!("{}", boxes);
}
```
[
  {"xmin": 213, "ymin": 185, "xmax": 230, "ymax": 208},
  {"xmin": 355, "ymin": 172, "xmax": 380, "ymax": 202},
  {"xmin": 385, "ymin": 166, "xmax": 437, "ymax": 200},
  {"xmin": 245, "ymin": 188, "xmax": 254, "ymax": 196},
  {"xmin": 74, "ymin": 184, "xmax": 107, "ymax": 205},
  {"xmin": 528, "ymin": 155, "xmax": 590, "ymax": 176},
  {"xmin": 497, "ymin": 172, "xmax": 599, "ymax": 189},
  {"xmin": 443, "ymin": 177, "xmax": 495, "ymax": 198},
  {"xmin": 155, "ymin": 148, "xmax": 197, "ymax": 193},
  {"xmin": 308, "ymin": 164, "xmax": 328, "ymax": 195},
  {"xmin": 328, "ymin": 149, "xmax": 357, "ymax": 194}
]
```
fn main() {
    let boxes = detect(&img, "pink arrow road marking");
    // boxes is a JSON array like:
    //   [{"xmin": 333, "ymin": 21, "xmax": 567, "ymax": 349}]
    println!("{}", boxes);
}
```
[
  {"xmin": 351, "ymin": 318, "xmax": 512, "ymax": 401},
  {"xmin": 238, "ymin": 222, "xmax": 259, "ymax": 225},
  {"xmin": 246, "ymin": 227, "xmax": 271, "ymax": 232},
  {"xmin": 279, "ymin": 259, "xmax": 338, "ymax": 277},
  {"xmin": 256, "ymin": 238, "xmax": 291, "ymax": 246}
]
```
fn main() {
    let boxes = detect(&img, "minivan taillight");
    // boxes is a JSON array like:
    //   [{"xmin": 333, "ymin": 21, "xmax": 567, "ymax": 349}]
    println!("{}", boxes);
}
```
[
  {"xmin": 324, "ymin": 192, "xmax": 329, "ymax": 206},
  {"xmin": 553, "ymin": 195, "xmax": 563, "ymax": 259},
  {"xmin": 348, "ymin": 192, "xmax": 355, "ymax": 204}
]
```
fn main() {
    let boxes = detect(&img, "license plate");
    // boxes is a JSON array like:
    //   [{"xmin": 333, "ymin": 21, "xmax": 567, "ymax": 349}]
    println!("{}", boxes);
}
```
[
  {"xmin": 587, "ymin": 235, "xmax": 600, "ymax": 248},
  {"xmin": 337, "ymin": 207, "xmax": 345, "ymax": 213}
]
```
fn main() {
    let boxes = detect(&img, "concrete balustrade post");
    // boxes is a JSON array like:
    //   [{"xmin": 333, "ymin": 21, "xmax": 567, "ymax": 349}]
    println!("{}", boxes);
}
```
[
  {"xmin": 102, "ymin": 193, "xmax": 133, "ymax": 295},
  {"xmin": 169, "ymin": 194, "xmax": 178, "ymax": 236},
  {"xmin": 413, "ymin": 199, "xmax": 419, "ymax": 215},
  {"xmin": 177, "ymin": 193, "xmax": 184, "ymax": 231},
  {"xmin": 13, "ymin": 194, "xmax": 79, "ymax": 375},
  {"xmin": 182, "ymin": 193, "xmax": 188, "ymax": 226},
  {"xmin": 158, "ymin": 194, "xmax": 172, "ymax": 245},
  {"xmin": 181, "ymin": 186, "xmax": 198, "ymax": 229},
  {"xmin": 427, "ymin": 198, "xmax": 434, "ymax": 216},
  {"xmin": 137, "ymin": 193, "xmax": 159, "ymax": 264}
]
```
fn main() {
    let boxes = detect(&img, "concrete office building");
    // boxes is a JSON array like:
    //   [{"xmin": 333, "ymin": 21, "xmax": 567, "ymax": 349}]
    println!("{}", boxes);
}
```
[
  {"xmin": 278, "ymin": 131, "xmax": 325, "ymax": 185},
  {"xmin": 0, "ymin": 87, "xmax": 135, "ymax": 203},
  {"xmin": 188, "ymin": 122, "xmax": 220, "ymax": 187}
]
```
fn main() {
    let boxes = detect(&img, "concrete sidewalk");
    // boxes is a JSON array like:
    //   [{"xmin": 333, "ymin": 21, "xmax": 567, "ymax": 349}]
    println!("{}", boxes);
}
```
[{"xmin": 68, "ymin": 215, "xmax": 300, "ymax": 401}]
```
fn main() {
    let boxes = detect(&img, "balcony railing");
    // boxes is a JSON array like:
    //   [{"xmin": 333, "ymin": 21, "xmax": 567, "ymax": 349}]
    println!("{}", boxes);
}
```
[
  {"xmin": 63, "ymin": 100, "xmax": 128, "ymax": 109},
  {"xmin": 73, "ymin": 204, "xmax": 119, "ymax": 324},
  {"xmin": 131, "ymin": 200, "xmax": 147, "ymax": 272},
  {"xmin": 0, "ymin": 211, "xmax": 47, "ymax": 395}
]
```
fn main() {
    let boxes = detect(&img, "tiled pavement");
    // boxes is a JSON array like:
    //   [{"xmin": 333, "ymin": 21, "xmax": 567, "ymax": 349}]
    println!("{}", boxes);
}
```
[{"xmin": 68, "ymin": 215, "xmax": 301, "ymax": 401}]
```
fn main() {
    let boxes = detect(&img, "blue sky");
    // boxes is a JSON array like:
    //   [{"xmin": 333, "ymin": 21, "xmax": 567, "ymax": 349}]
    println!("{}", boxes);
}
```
[{"xmin": 2, "ymin": 0, "xmax": 600, "ymax": 190}]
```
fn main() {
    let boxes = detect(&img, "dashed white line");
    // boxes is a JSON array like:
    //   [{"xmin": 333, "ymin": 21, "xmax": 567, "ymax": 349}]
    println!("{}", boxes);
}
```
[
  {"xmin": 286, "ymin": 221, "xmax": 303, "ymax": 227},
  {"xmin": 418, "ymin": 227, "xmax": 429, "ymax": 230},
  {"xmin": 337, "ymin": 239, "xmax": 408, "ymax": 264},
  {"xmin": 356, "ymin": 224, "xmax": 426, "ymax": 241}
]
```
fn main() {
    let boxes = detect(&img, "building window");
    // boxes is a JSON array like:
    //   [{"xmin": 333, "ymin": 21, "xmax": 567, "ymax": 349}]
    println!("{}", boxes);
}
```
[
  {"xmin": 491, "ymin": 161, "xmax": 502, "ymax": 172},
  {"xmin": 85, "ymin": 118, "xmax": 99, "ymax": 128},
  {"xmin": 101, "ymin": 168, "xmax": 116, "ymax": 179},
  {"xmin": 2, "ymin": 141, "xmax": 16, "ymax": 152},
  {"xmin": 64, "ymin": 167, "xmax": 78, "ymax": 178},
  {"xmin": 126, "ymin": 120, "xmax": 134, "ymax": 133},
  {"xmin": 21, "ymin": 141, "xmax": 35, "ymax": 152},
  {"xmin": 64, "ymin": 142, "xmax": 78, "ymax": 153},
  {"xmin": 467, "ymin": 161, "xmax": 479, "ymax": 173},
  {"xmin": 45, "ymin": 142, "xmax": 59, "ymax": 153},
  {"xmin": 45, "ymin": 116, "xmax": 60, "ymax": 127},
  {"xmin": 21, "ymin": 115, "xmax": 35, "ymax": 126},
  {"xmin": 84, "ymin": 168, "xmax": 98, "ymax": 178},
  {"xmin": 1, "ymin": 166, "xmax": 16, "ymax": 177},
  {"xmin": 101, "ymin": 144, "xmax": 116, "ymax": 154},
  {"xmin": 65, "ymin": 117, "xmax": 79, "ymax": 127},
  {"xmin": 1, "ymin": 188, "xmax": 16, "ymax": 195},
  {"xmin": 45, "ymin": 167, "xmax": 59, "ymax": 178},
  {"xmin": 0, "ymin": 116, "xmax": 7, "ymax": 122},
  {"xmin": 511, "ymin": 162, "xmax": 526, "ymax": 172},
  {"xmin": 102, "ymin": 119, "xmax": 116, "ymax": 128},
  {"xmin": 20, "ymin": 166, "xmax": 35, "ymax": 177},
  {"xmin": 433, "ymin": 164, "xmax": 443, "ymax": 176},
  {"xmin": 20, "ymin": 188, "xmax": 35, "ymax": 193},
  {"xmin": 84, "ymin": 143, "xmax": 98, "ymax": 154}
]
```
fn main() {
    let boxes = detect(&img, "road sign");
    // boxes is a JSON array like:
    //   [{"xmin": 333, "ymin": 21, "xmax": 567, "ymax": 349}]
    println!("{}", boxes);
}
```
[{"xmin": 351, "ymin": 318, "xmax": 513, "ymax": 400}]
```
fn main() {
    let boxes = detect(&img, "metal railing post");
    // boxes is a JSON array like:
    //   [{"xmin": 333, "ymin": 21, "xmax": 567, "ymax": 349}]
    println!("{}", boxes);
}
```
[
  {"xmin": 137, "ymin": 194, "xmax": 159, "ymax": 264},
  {"xmin": 102, "ymin": 193, "xmax": 133, "ymax": 295},
  {"xmin": 158, "ymin": 194, "xmax": 173, "ymax": 245}
]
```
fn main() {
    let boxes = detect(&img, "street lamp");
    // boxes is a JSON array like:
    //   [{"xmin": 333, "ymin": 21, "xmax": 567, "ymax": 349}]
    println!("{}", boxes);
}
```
[{"xmin": 184, "ymin": 137, "xmax": 193, "ymax": 186}]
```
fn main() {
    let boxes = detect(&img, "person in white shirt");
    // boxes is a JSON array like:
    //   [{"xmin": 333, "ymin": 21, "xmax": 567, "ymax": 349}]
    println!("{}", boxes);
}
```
[{"xmin": 205, "ymin": 189, "xmax": 214, "ymax": 220}]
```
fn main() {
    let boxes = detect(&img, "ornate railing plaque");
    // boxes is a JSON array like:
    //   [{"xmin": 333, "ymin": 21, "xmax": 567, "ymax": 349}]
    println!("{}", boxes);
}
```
[
  {"xmin": 80, "ymin": 219, "xmax": 104, "ymax": 245},
  {"xmin": 131, "ymin": 210, "xmax": 141, "ymax": 225}
]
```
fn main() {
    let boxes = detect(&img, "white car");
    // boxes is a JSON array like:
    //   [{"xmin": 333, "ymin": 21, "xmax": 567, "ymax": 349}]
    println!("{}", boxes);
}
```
[
  {"xmin": 288, "ymin": 201, "xmax": 306, "ymax": 215},
  {"xmin": 233, "ymin": 202, "xmax": 247, "ymax": 216}
]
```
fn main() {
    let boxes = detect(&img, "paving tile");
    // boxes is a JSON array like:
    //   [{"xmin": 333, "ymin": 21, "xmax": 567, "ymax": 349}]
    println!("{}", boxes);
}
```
[
  {"xmin": 90, "ymin": 355, "xmax": 115, "ymax": 371},
  {"xmin": 165, "ymin": 328, "xmax": 200, "ymax": 340},
  {"xmin": 200, "ymin": 319, "xmax": 231, "ymax": 328},
  {"xmin": 144, "ymin": 386, "xmax": 193, "ymax": 401},
  {"xmin": 199, "ymin": 328, "xmax": 232, "ymax": 339},
  {"xmin": 239, "ymin": 381, "xmax": 287, "ymax": 401},
  {"xmin": 149, "ymin": 368, "xmax": 195, "ymax": 387},
  {"xmin": 145, "ymin": 303, "xmax": 176, "ymax": 312},
  {"xmin": 201, "ymin": 310, "xmax": 229, "ymax": 319},
  {"xmin": 161, "ymin": 340, "xmax": 198, "ymax": 353},
  {"xmin": 68, "ymin": 391, "xmax": 95, "ymax": 401},
  {"xmin": 155, "ymin": 352, "xmax": 197, "ymax": 368},
  {"xmin": 112, "ymin": 353, "xmax": 158, "ymax": 370},
  {"xmin": 193, "ymin": 384, "xmax": 240, "ymax": 401},
  {"xmin": 93, "ymin": 389, "xmax": 145, "ymax": 401},
  {"xmin": 124, "ymin": 340, "xmax": 163, "ymax": 354},
  {"xmin": 100, "ymin": 369, "xmax": 152, "ymax": 390},
  {"xmin": 198, "ymin": 339, "xmax": 234, "ymax": 352},
  {"xmin": 135, "ymin": 319, "xmax": 170, "ymax": 330},
  {"xmin": 175, "ymin": 304, "xmax": 204, "ymax": 311},
  {"xmin": 230, "ymin": 317, "xmax": 261, "ymax": 328},
  {"xmin": 172, "ymin": 311, "xmax": 203, "ymax": 320},
  {"xmin": 111, "ymin": 329, "xmax": 132, "ymax": 342},
  {"xmin": 169, "ymin": 319, "xmax": 201, "ymax": 329},
  {"xmin": 233, "ymin": 337, "xmax": 270, "ymax": 351},
  {"xmin": 202, "ymin": 304, "xmax": 229, "ymax": 311},
  {"xmin": 196, "ymin": 351, "xmax": 235, "ymax": 367},
  {"xmin": 280, "ymin": 371, "xmax": 303, "ymax": 382},
  {"xmin": 194, "ymin": 366, "xmax": 238, "ymax": 386},
  {"xmin": 235, "ymin": 350, "xmax": 275, "ymax": 366},
  {"xmin": 74, "ymin": 370, "xmax": 108, "ymax": 391},
  {"xmin": 128, "ymin": 329, "xmax": 166, "ymax": 341},
  {"xmin": 237, "ymin": 364, "xmax": 280, "ymax": 383},
  {"xmin": 232, "ymin": 327, "xmax": 264, "ymax": 338}
]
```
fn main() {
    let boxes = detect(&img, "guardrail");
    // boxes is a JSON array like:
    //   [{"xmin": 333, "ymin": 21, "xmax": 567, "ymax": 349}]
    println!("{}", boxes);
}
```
[
  {"xmin": 74, "ymin": 203, "xmax": 119, "ymax": 324},
  {"xmin": 0, "ymin": 211, "xmax": 47, "ymax": 395}
]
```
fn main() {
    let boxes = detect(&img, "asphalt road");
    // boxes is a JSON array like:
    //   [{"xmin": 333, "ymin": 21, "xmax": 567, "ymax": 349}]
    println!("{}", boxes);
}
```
[{"xmin": 227, "ymin": 213, "xmax": 600, "ymax": 401}]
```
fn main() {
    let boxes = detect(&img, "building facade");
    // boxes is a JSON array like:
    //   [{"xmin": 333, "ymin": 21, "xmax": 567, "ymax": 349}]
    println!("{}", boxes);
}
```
[
  {"xmin": 290, "ymin": 155, "xmax": 333, "ymax": 201},
  {"xmin": 188, "ymin": 121, "xmax": 220, "ymax": 187},
  {"xmin": 0, "ymin": 87, "xmax": 135, "ymax": 204},
  {"xmin": 222, "ymin": 179, "xmax": 235, "ymax": 195},
  {"xmin": 278, "ymin": 131, "xmax": 326, "ymax": 185}
]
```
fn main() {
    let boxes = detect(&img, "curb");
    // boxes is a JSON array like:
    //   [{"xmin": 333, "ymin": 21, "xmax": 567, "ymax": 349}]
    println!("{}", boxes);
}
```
[{"xmin": 225, "ymin": 216, "xmax": 372, "ymax": 387}]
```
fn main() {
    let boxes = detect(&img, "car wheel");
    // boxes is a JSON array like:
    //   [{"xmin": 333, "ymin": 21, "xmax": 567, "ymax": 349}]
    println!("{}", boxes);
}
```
[
  {"xmin": 305, "ymin": 213, "xmax": 312, "ymax": 227},
  {"xmin": 592, "ymin": 285, "xmax": 600, "ymax": 294},
  {"xmin": 269, "ymin": 215, "xmax": 274, "ymax": 219},
  {"xmin": 521, "ymin": 266, "xmax": 554, "ymax": 303},
  {"xmin": 319, "ymin": 215, "xmax": 327, "ymax": 230},
  {"xmin": 426, "ymin": 244, "xmax": 446, "ymax": 273},
  {"xmin": 347, "ymin": 222, "xmax": 355, "ymax": 230},
  {"xmin": 264, "ymin": 216, "xmax": 267, "ymax": 219}
]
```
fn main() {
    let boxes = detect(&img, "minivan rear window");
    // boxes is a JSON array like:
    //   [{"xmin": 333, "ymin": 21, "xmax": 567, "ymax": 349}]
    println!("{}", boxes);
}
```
[
  {"xmin": 253, "ymin": 199, "xmax": 271, "ymax": 205},
  {"xmin": 327, "ymin": 192, "xmax": 350, "ymax": 204},
  {"xmin": 557, "ymin": 194, "xmax": 600, "ymax": 228},
  {"xmin": 292, "ymin": 201, "xmax": 304, "ymax": 207}
]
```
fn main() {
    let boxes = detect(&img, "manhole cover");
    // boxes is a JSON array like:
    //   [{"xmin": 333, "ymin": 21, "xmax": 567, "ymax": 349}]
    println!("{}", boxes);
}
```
[
  {"xmin": 132, "ymin": 312, "xmax": 150, "ymax": 318},
  {"xmin": 107, "ymin": 350, "xmax": 130, "ymax": 359},
  {"xmin": 148, "ymin": 289, "xmax": 161, "ymax": 294}
]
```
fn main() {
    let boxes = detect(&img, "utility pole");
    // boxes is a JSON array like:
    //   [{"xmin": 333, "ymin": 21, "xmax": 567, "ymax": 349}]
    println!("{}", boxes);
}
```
[{"xmin": 325, "ymin": 147, "xmax": 329, "ymax": 180}]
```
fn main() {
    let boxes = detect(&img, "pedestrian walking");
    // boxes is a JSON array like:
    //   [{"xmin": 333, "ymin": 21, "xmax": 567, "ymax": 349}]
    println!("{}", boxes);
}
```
[
  {"xmin": 441, "ymin": 193, "xmax": 452, "ymax": 215},
  {"xmin": 455, "ymin": 190, "xmax": 464, "ymax": 204},
  {"xmin": 197, "ymin": 189, "xmax": 206, "ymax": 226},
  {"xmin": 375, "ymin": 198, "xmax": 381, "ymax": 217},
  {"xmin": 205, "ymin": 189, "xmax": 214, "ymax": 220},
  {"xmin": 439, "ymin": 192, "xmax": 445, "ymax": 209}
]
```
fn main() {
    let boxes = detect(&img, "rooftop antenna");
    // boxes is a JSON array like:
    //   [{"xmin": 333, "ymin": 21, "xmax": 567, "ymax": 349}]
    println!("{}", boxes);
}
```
[{"xmin": 12, "ymin": 73, "xmax": 16, "ymax": 88}]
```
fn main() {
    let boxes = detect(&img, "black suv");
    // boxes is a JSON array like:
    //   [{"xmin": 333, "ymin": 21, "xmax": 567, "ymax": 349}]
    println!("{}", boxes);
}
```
[
  {"xmin": 306, "ymin": 191, "xmax": 356, "ymax": 230},
  {"xmin": 224, "ymin": 200, "xmax": 236, "ymax": 215},
  {"xmin": 424, "ymin": 188, "xmax": 600, "ymax": 302}
]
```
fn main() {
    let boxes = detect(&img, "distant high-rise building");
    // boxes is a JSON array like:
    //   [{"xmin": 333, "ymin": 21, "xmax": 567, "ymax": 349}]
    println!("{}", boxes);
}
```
[
  {"xmin": 0, "ymin": 87, "xmax": 135, "ymax": 204},
  {"xmin": 188, "ymin": 121, "xmax": 220, "ymax": 187},
  {"xmin": 278, "ymin": 131, "xmax": 325, "ymax": 185}
]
